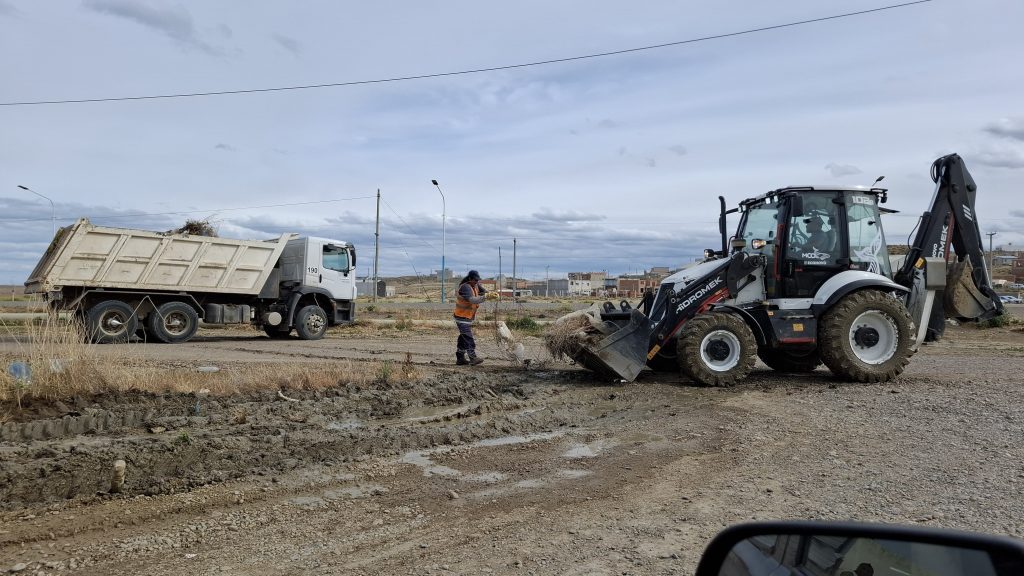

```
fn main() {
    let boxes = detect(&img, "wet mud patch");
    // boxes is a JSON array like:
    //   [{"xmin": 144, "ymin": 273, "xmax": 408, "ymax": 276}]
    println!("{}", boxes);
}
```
[{"xmin": 0, "ymin": 370, "xmax": 582, "ymax": 508}]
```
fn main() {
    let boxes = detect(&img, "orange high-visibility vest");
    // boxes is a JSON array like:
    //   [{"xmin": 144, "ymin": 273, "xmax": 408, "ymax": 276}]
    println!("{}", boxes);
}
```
[{"xmin": 454, "ymin": 283, "xmax": 479, "ymax": 320}]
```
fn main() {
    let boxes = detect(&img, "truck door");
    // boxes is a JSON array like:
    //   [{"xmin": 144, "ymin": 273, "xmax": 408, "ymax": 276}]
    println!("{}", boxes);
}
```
[{"xmin": 305, "ymin": 240, "xmax": 356, "ymax": 301}]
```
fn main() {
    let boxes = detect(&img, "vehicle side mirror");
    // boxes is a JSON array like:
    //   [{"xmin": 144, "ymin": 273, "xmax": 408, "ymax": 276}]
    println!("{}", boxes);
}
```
[
  {"xmin": 704, "ymin": 248, "xmax": 717, "ymax": 259},
  {"xmin": 731, "ymin": 238, "xmax": 747, "ymax": 251},
  {"xmin": 694, "ymin": 521, "xmax": 1024, "ymax": 576}
]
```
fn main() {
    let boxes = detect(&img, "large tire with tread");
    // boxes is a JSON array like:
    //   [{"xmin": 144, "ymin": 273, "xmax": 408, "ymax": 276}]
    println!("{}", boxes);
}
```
[
  {"xmin": 924, "ymin": 290, "xmax": 946, "ymax": 342},
  {"xmin": 147, "ymin": 301, "xmax": 200, "ymax": 344},
  {"xmin": 677, "ymin": 313, "xmax": 757, "ymax": 387},
  {"xmin": 758, "ymin": 348, "xmax": 821, "ymax": 373},
  {"xmin": 295, "ymin": 304, "xmax": 329, "ymax": 340},
  {"xmin": 87, "ymin": 300, "xmax": 138, "ymax": 344},
  {"xmin": 819, "ymin": 290, "xmax": 916, "ymax": 383},
  {"xmin": 646, "ymin": 339, "xmax": 680, "ymax": 372}
]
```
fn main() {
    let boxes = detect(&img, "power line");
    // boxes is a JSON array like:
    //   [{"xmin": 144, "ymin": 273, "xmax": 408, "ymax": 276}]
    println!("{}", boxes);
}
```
[{"xmin": 0, "ymin": 1, "xmax": 933, "ymax": 108}]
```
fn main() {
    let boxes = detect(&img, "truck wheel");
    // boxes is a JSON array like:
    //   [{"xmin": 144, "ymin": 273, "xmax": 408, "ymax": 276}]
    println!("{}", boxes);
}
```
[
  {"xmin": 295, "ymin": 305, "xmax": 328, "ymax": 340},
  {"xmin": 819, "ymin": 290, "xmax": 916, "ymax": 383},
  {"xmin": 147, "ymin": 302, "xmax": 199, "ymax": 344},
  {"xmin": 87, "ymin": 300, "xmax": 138, "ymax": 344},
  {"xmin": 263, "ymin": 325, "xmax": 291, "ymax": 339},
  {"xmin": 757, "ymin": 348, "xmax": 821, "ymax": 373},
  {"xmin": 677, "ymin": 313, "xmax": 756, "ymax": 387},
  {"xmin": 646, "ymin": 339, "xmax": 679, "ymax": 372}
]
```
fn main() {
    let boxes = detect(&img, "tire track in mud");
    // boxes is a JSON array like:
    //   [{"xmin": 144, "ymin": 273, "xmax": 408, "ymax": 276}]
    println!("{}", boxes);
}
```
[{"xmin": 0, "ymin": 370, "xmax": 588, "ymax": 509}]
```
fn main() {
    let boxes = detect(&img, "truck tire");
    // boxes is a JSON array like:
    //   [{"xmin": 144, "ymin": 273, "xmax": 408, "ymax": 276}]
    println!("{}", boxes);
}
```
[
  {"xmin": 646, "ymin": 339, "xmax": 679, "ymax": 372},
  {"xmin": 819, "ymin": 290, "xmax": 916, "ymax": 383},
  {"xmin": 758, "ymin": 348, "xmax": 821, "ymax": 373},
  {"xmin": 677, "ymin": 313, "xmax": 756, "ymax": 387},
  {"xmin": 295, "ymin": 304, "xmax": 328, "ymax": 340},
  {"xmin": 87, "ymin": 300, "xmax": 138, "ymax": 344},
  {"xmin": 263, "ymin": 325, "xmax": 291, "ymax": 339},
  {"xmin": 924, "ymin": 291, "xmax": 946, "ymax": 342},
  {"xmin": 147, "ymin": 301, "xmax": 200, "ymax": 344}
]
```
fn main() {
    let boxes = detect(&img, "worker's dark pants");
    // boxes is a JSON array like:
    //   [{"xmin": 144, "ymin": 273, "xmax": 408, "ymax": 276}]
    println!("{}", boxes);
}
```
[{"xmin": 455, "ymin": 320, "xmax": 477, "ymax": 358}]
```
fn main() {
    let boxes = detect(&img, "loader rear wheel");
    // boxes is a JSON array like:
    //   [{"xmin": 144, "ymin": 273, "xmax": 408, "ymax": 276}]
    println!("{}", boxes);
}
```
[
  {"xmin": 677, "ymin": 313, "xmax": 756, "ymax": 387},
  {"xmin": 758, "ymin": 348, "xmax": 821, "ymax": 373},
  {"xmin": 87, "ymin": 300, "xmax": 138, "ymax": 344},
  {"xmin": 295, "ymin": 305, "xmax": 328, "ymax": 340},
  {"xmin": 819, "ymin": 290, "xmax": 915, "ymax": 383},
  {"xmin": 147, "ymin": 301, "xmax": 200, "ymax": 344}
]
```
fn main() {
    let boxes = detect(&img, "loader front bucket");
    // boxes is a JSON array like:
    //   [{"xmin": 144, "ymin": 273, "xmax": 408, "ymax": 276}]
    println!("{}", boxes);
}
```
[
  {"xmin": 562, "ymin": 308, "xmax": 656, "ymax": 382},
  {"xmin": 945, "ymin": 258, "xmax": 1003, "ymax": 321}
]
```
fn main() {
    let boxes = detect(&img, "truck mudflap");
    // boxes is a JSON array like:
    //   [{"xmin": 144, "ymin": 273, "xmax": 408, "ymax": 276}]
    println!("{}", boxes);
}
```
[{"xmin": 548, "ymin": 306, "xmax": 656, "ymax": 382}]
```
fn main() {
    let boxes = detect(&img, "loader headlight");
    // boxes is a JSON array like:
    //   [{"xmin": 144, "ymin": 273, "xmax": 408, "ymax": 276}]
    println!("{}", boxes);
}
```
[{"xmin": 751, "ymin": 239, "xmax": 767, "ymax": 250}]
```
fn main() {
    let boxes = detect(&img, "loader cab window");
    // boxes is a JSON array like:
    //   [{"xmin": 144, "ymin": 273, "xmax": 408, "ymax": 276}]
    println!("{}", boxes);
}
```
[
  {"xmin": 322, "ymin": 244, "xmax": 351, "ymax": 273},
  {"xmin": 787, "ymin": 193, "xmax": 840, "ymax": 266},
  {"xmin": 738, "ymin": 199, "xmax": 780, "ymax": 258},
  {"xmin": 846, "ymin": 194, "xmax": 891, "ymax": 277}
]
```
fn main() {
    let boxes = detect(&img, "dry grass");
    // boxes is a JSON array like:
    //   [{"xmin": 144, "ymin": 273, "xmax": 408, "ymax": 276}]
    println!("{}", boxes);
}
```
[{"xmin": 0, "ymin": 312, "xmax": 419, "ymax": 410}]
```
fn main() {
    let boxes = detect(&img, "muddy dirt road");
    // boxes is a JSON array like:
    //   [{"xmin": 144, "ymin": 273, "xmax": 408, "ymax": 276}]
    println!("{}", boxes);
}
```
[{"xmin": 2, "ymin": 319, "xmax": 1024, "ymax": 575}]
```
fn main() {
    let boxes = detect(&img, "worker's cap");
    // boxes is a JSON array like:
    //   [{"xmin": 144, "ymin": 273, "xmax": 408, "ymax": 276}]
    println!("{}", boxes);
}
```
[{"xmin": 467, "ymin": 270, "xmax": 481, "ymax": 281}]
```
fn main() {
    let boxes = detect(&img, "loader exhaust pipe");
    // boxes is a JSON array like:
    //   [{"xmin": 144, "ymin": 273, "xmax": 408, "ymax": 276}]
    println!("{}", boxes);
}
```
[{"xmin": 718, "ymin": 196, "xmax": 728, "ymax": 257}]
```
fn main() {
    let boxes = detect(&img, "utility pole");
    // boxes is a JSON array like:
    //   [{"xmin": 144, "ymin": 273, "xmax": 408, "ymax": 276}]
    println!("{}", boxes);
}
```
[
  {"xmin": 373, "ymin": 189, "xmax": 381, "ymax": 302},
  {"xmin": 511, "ymin": 237, "xmax": 517, "ymax": 305},
  {"xmin": 987, "ymin": 232, "xmax": 997, "ymax": 284},
  {"xmin": 545, "ymin": 265, "xmax": 550, "ymax": 298},
  {"xmin": 431, "ymin": 180, "xmax": 447, "ymax": 303},
  {"xmin": 497, "ymin": 246, "xmax": 502, "ymax": 303}
]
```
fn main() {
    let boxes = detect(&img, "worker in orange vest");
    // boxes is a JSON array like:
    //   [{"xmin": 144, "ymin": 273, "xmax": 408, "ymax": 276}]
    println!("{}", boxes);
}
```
[{"xmin": 453, "ymin": 270, "xmax": 497, "ymax": 365}]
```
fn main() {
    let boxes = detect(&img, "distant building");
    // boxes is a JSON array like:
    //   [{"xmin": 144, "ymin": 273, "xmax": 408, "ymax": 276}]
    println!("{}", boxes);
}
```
[{"xmin": 356, "ymin": 280, "xmax": 393, "ymax": 298}]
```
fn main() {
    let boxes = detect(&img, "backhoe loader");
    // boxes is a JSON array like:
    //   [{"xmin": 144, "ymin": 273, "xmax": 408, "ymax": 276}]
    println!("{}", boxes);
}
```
[{"xmin": 550, "ymin": 154, "xmax": 1003, "ymax": 385}]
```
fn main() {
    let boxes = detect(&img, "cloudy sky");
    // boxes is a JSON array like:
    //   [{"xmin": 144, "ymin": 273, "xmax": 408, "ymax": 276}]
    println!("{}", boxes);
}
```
[{"xmin": 1, "ymin": 0, "xmax": 1022, "ymax": 286}]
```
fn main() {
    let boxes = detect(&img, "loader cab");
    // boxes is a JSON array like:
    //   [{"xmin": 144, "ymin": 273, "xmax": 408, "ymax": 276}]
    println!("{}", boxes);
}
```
[{"xmin": 734, "ymin": 187, "xmax": 891, "ymax": 299}]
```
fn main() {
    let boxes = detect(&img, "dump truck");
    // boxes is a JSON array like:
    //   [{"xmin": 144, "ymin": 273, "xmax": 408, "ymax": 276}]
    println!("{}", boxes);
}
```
[
  {"xmin": 25, "ymin": 219, "xmax": 357, "ymax": 343},
  {"xmin": 550, "ymin": 154, "xmax": 1003, "ymax": 384}
]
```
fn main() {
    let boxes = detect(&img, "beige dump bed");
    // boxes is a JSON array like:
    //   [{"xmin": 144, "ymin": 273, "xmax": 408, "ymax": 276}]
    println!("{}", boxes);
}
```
[{"xmin": 25, "ymin": 219, "xmax": 293, "ymax": 296}]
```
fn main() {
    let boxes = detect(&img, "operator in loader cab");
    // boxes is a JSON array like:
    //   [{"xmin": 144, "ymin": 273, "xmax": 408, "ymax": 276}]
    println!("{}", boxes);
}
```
[{"xmin": 453, "ymin": 270, "xmax": 497, "ymax": 365}]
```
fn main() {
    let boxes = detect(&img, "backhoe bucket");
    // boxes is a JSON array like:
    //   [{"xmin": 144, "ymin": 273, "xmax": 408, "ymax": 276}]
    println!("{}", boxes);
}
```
[
  {"xmin": 945, "ymin": 259, "xmax": 1001, "ymax": 321},
  {"xmin": 555, "ymin": 308, "xmax": 655, "ymax": 382}
]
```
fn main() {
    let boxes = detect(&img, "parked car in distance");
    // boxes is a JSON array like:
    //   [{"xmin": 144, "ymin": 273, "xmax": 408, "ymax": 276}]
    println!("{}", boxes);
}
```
[{"xmin": 999, "ymin": 295, "xmax": 1022, "ymax": 304}]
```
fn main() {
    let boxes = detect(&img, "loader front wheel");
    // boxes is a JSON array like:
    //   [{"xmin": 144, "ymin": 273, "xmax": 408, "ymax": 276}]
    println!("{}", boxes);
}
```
[
  {"xmin": 87, "ymin": 300, "xmax": 138, "ymax": 344},
  {"xmin": 819, "ymin": 290, "xmax": 915, "ymax": 383},
  {"xmin": 758, "ymin": 348, "xmax": 821, "ymax": 373},
  {"xmin": 295, "ymin": 305, "xmax": 328, "ymax": 340},
  {"xmin": 677, "ymin": 313, "xmax": 756, "ymax": 387}
]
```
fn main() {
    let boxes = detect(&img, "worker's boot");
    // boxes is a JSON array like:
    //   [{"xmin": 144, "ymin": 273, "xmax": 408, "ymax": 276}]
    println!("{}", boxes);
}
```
[
  {"xmin": 468, "ymin": 354, "xmax": 484, "ymax": 366},
  {"xmin": 456, "ymin": 351, "xmax": 469, "ymax": 366}
]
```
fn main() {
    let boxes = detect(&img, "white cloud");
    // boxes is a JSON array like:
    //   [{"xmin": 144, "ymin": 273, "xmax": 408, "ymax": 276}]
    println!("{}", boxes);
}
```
[
  {"xmin": 983, "ymin": 117, "xmax": 1024, "ymax": 142},
  {"xmin": 82, "ymin": 0, "xmax": 223, "ymax": 55},
  {"xmin": 825, "ymin": 163, "xmax": 862, "ymax": 178},
  {"xmin": 272, "ymin": 33, "xmax": 301, "ymax": 56}
]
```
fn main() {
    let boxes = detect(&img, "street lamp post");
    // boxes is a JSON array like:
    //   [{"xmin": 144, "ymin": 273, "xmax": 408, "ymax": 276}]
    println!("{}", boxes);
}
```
[
  {"xmin": 431, "ymin": 179, "xmax": 447, "ymax": 303},
  {"xmin": 17, "ymin": 185, "xmax": 56, "ymax": 238}
]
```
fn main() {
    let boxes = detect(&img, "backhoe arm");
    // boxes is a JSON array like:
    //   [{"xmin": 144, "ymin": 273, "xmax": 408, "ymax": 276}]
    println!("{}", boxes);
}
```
[{"xmin": 895, "ymin": 154, "xmax": 1003, "ymax": 321}]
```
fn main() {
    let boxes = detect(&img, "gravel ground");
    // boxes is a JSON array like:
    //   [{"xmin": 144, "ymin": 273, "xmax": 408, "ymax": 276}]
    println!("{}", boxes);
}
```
[{"xmin": 0, "ymin": 316, "xmax": 1022, "ymax": 575}]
